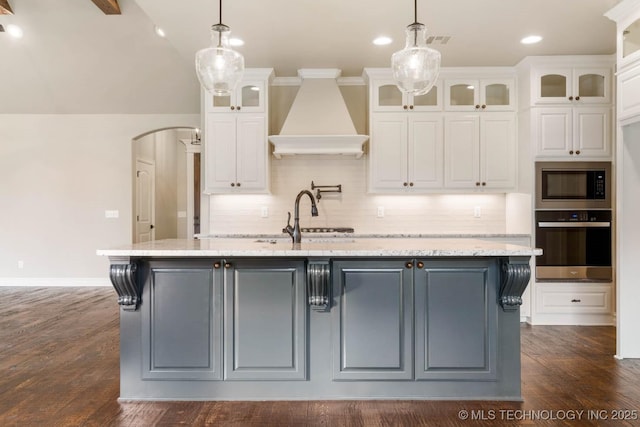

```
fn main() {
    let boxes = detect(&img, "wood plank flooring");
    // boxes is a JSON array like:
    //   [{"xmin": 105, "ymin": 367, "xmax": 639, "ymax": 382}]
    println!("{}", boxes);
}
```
[{"xmin": 1, "ymin": 286, "xmax": 639, "ymax": 426}]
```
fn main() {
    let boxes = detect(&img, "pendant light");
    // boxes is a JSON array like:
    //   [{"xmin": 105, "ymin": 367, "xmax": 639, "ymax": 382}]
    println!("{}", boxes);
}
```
[
  {"xmin": 195, "ymin": 0, "xmax": 245, "ymax": 96},
  {"xmin": 391, "ymin": 0, "xmax": 441, "ymax": 96}
]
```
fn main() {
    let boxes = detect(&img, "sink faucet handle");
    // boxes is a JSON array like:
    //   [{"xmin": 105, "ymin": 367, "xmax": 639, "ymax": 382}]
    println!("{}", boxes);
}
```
[{"xmin": 286, "ymin": 211, "xmax": 292, "ymax": 227}]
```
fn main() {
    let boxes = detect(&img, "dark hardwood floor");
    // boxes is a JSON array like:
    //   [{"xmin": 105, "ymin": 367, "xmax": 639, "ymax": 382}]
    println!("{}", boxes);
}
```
[{"xmin": 0, "ymin": 287, "xmax": 639, "ymax": 427}]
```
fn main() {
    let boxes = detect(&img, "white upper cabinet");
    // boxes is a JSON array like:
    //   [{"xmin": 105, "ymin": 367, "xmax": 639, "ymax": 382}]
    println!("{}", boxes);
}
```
[
  {"xmin": 371, "ymin": 80, "xmax": 442, "ymax": 112},
  {"xmin": 532, "ymin": 67, "xmax": 611, "ymax": 105},
  {"xmin": 208, "ymin": 77, "xmax": 268, "ymax": 113},
  {"xmin": 444, "ymin": 78, "xmax": 515, "ymax": 111}
]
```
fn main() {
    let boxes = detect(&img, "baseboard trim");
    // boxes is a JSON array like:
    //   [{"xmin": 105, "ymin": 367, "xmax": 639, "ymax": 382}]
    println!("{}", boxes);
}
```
[{"xmin": 0, "ymin": 277, "xmax": 111, "ymax": 287}]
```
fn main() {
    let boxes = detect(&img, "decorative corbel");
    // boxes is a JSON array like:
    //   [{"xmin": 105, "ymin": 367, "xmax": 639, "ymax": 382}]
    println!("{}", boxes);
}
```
[
  {"xmin": 109, "ymin": 263, "xmax": 140, "ymax": 310},
  {"xmin": 307, "ymin": 261, "xmax": 331, "ymax": 311},
  {"xmin": 499, "ymin": 258, "xmax": 531, "ymax": 311}
]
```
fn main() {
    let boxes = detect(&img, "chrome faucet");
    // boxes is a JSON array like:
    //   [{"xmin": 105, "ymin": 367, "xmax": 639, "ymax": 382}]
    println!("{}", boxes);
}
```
[{"xmin": 283, "ymin": 190, "xmax": 318, "ymax": 244}]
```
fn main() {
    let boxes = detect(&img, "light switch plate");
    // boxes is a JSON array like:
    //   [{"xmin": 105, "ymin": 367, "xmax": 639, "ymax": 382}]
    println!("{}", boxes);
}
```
[{"xmin": 105, "ymin": 210, "xmax": 119, "ymax": 219}]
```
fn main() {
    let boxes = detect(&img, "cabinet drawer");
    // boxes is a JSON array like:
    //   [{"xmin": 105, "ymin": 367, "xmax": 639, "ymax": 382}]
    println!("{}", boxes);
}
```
[{"xmin": 536, "ymin": 283, "xmax": 612, "ymax": 314}]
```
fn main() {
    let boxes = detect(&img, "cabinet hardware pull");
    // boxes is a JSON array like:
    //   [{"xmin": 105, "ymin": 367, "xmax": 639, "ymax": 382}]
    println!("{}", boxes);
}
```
[
  {"xmin": 237, "ymin": 106, "xmax": 241, "ymax": 111},
  {"xmin": 403, "ymin": 105, "xmax": 408, "ymax": 110},
  {"xmin": 569, "ymin": 150, "xmax": 574, "ymax": 155},
  {"xmin": 568, "ymin": 96, "xmax": 574, "ymax": 101},
  {"xmin": 571, "ymin": 299, "xmax": 581, "ymax": 303},
  {"xmin": 237, "ymin": 182, "xmax": 241, "ymax": 187},
  {"xmin": 409, "ymin": 182, "xmax": 414, "ymax": 187},
  {"xmin": 475, "ymin": 182, "xmax": 480, "ymax": 186},
  {"xmin": 475, "ymin": 104, "xmax": 480, "ymax": 109},
  {"xmin": 575, "ymin": 150, "xmax": 580, "ymax": 155},
  {"xmin": 403, "ymin": 182, "xmax": 408, "ymax": 187},
  {"xmin": 231, "ymin": 183, "xmax": 235, "ymax": 187},
  {"xmin": 406, "ymin": 262, "xmax": 413, "ymax": 269},
  {"xmin": 230, "ymin": 106, "xmax": 235, "ymax": 110},
  {"xmin": 417, "ymin": 261, "xmax": 424, "ymax": 269},
  {"xmin": 482, "ymin": 182, "xmax": 486, "ymax": 186},
  {"xmin": 409, "ymin": 105, "xmax": 414, "ymax": 110},
  {"xmin": 481, "ymin": 104, "xmax": 487, "ymax": 109},
  {"xmin": 214, "ymin": 262, "xmax": 221, "ymax": 269},
  {"xmin": 575, "ymin": 96, "xmax": 580, "ymax": 101},
  {"xmin": 224, "ymin": 262, "xmax": 232, "ymax": 269}
]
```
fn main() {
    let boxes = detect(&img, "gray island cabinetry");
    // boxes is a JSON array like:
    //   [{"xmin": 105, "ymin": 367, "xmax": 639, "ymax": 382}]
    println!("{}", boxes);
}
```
[{"xmin": 99, "ymin": 237, "xmax": 539, "ymax": 401}]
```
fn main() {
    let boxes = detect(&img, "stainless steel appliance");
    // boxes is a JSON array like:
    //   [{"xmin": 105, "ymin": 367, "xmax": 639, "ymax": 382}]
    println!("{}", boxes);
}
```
[
  {"xmin": 535, "ymin": 161, "xmax": 611, "ymax": 210},
  {"xmin": 535, "ymin": 210, "xmax": 612, "ymax": 281}
]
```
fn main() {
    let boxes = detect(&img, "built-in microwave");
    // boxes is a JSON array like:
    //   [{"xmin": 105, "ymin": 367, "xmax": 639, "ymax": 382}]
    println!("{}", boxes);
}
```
[{"xmin": 535, "ymin": 161, "xmax": 611, "ymax": 210}]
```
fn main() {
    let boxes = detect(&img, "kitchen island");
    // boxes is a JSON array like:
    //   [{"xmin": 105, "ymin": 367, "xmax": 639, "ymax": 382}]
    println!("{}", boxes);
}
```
[{"xmin": 98, "ymin": 237, "xmax": 540, "ymax": 401}]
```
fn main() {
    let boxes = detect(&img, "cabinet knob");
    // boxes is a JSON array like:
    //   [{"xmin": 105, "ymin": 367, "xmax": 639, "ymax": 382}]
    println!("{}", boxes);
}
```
[
  {"xmin": 481, "ymin": 182, "xmax": 486, "ymax": 186},
  {"xmin": 571, "ymin": 299, "xmax": 581, "ymax": 303},
  {"xmin": 409, "ymin": 182, "xmax": 414, "ymax": 187},
  {"xmin": 230, "ymin": 106, "xmax": 235, "ymax": 110},
  {"xmin": 575, "ymin": 96, "xmax": 580, "ymax": 101},
  {"xmin": 575, "ymin": 150, "xmax": 581, "ymax": 155},
  {"xmin": 409, "ymin": 105, "xmax": 414, "ymax": 110},
  {"xmin": 237, "ymin": 106, "xmax": 241, "ymax": 111},
  {"xmin": 236, "ymin": 182, "xmax": 241, "ymax": 187},
  {"xmin": 475, "ymin": 182, "xmax": 480, "ymax": 186},
  {"xmin": 475, "ymin": 104, "xmax": 481, "ymax": 109},
  {"xmin": 569, "ymin": 150, "xmax": 574, "ymax": 155},
  {"xmin": 405, "ymin": 262, "xmax": 413, "ymax": 269},
  {"xmin": 214, "ymin": 262, "xmax": 221, "ymax": 269},
  {"xmin": 231, "ymin": 183, "xmax": 235, "ymax": 187},
  {"xmin": 403, "ymin": 182, "xmax": 408, "ymax": 187},
  {"xmin": 224, "ymin": 262, "xmax": 232, "ymax": 269},
  {"xmin": 416, "ymin": 261, "xmax": 424, "ymax": 269},
  {"xmin": 568, "ymin": 96, "xmax": 573, "ymax": 101},
  {"xmin": 403, "ymin": 105, "xmax": 408, "ymax": 110},
  {"xmin": 481, "ymin": 104, "xmax": 487, "ymax": 109}
]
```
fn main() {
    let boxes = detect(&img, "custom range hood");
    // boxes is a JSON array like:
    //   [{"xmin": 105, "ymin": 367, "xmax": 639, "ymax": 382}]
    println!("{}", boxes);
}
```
[{"xmin": 269, "ymin": 69, "xmax": 369, "ymax": 158}]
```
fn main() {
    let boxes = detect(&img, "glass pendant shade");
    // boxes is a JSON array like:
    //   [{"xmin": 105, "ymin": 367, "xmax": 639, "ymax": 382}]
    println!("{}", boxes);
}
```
[
  {"xmin": 392, "ymin": 22, "xmax": 441, "ymax": 96},
  {"xmin": 195, "ymin": 23, "xmax": 245, "ymax": 96}
]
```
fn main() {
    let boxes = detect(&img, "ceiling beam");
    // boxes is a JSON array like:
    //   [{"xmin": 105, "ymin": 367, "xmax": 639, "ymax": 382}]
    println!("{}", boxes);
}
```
[
  {"xmin": 90, "ymin": 0, "xmax": 121, "ymax": 15},
  {"xmin": 0, "ymin": 0, "xmax": 13, "ymax": 15}
]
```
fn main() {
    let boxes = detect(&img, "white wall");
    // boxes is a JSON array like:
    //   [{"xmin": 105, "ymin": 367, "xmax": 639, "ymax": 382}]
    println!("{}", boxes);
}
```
[
  {"xmin": 208, "ymin": 155, "xmax": 508, "ymax": 235},
  {"xmin": 0, "ymin": 114, "xmax": 199, "ymax": 283}
]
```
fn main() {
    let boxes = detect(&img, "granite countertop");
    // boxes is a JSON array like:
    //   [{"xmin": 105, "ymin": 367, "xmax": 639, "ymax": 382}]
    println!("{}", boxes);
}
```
[{"xmin": 97, "ymin": 237, "xmax": 541, "ymax": 258}]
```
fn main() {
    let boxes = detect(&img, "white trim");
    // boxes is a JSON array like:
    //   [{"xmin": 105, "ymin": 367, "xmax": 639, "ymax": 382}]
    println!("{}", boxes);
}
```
[
  {"xmin": 0, "ymin": 277, "xmax": 111, "ymax": 287},
  {"xmin": 272, "ymin": 76, "xmax": 366, "ymax": 87}
]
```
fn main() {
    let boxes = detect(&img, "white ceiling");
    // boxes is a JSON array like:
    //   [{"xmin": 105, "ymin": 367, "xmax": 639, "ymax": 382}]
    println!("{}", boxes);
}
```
[{"xmin": 0, "ymin": 0, "xmax": 620, "ymax": 114}]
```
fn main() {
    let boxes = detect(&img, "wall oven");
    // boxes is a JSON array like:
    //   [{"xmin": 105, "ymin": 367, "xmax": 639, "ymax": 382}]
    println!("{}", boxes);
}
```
[
  {"xmin": 535, "ymin": 161, "xmax": 611, "ymax": 210},
  {"xmin": 535, "ymin": 210, "xmax": 612, "ymax": 281}
]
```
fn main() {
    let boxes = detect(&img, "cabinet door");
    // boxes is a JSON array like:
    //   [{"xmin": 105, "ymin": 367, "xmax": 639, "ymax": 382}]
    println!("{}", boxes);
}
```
[
  {"xmin": 332, "ymin": 260, "xmax": 413, "ymax": 380},
  {"xmin": 237, "ymin": 80, "xmax": 266, "ymax": 112},
  {"xmin": 480, "ymin": 79, "xmax": 514, "ymax": 111},
  {"xmin": 372, "ymin": 81, "xmax": 407, "ymax": 112},
  {"xmin": 204, "ymin": 113, "xmax": 238, "ymax": 192},
  {"xmin": 414, "ymin": 259, "xmax": 497, "ymax": 380},
  {"xmin": 224, "ymin": 260, "xmax": 306, "ymax": 380},
  {"xmin": 534, "ymin": 108, "xmax": 572, "ymax": 157},
  {"xmin": 533, "ymin": 69, "xmax": 572, "ymax": 104},
  {"xmin": 573, "ymin": 107, "xmax": 611, "ymax": 158},
  {"xmin": 444, "ymin": 79, "xmax": 479, "ymax": 111},
  {"xmin": 370, "ymin": 113, "xmax": 409, "ymax": 191},
  {"xmin": 573, "ymin": 68, "xmax": 610, "ymax": 104},
  {"xmin": 409, "ymin": 82, "xmax": 442, "ymax": 111},
  {"xmin": 444, "ymin": 114, "xmax": 480, "ymax": 188},
  {"xmin": 408, "ymin": 114, "xmax": 444, "ymax": 188},
  {"xmin": 141, "ymin": 260, "xmax": 223, "ymax": 380},
  {"xmin": 480, "ymin": 113, "xmax": 516, "ymax": 188},
  {"xmin": 235, "ymin": 115, "xmax": 267, "ymax": 190}
]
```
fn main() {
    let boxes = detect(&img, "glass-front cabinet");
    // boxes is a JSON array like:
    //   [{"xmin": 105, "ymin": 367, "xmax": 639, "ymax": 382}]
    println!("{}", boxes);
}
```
[
  {"xmin": 209, "ymin": 80, "xmax": 267, "ymax": 113},
  {"xmin": 623, "ymin": 18, "xmax": 640, "ymax": 59},
  {"xmin": 372, "ymin": 80, "xmax": 441, "ymax": 112},
  {"xmin": 444, "ymin": 79, "xmax": 514, "ymax": 111},
  {"xmin": 533, "ymin": 68, "xmax": 611, "ymax": 104}
]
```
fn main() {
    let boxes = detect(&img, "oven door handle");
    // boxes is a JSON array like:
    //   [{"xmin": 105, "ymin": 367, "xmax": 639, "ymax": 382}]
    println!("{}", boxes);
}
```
[{"xmin": 537, "ymin": 222, "xmax": 611, "ymax": 228}]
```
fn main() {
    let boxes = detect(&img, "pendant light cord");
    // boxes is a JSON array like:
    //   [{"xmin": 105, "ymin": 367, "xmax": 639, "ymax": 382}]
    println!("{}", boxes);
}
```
[
  {"xmin": 414, "ymin": 0, "xmax": 417, "ymax": 24},
  {"xmin": 218, "ymin": 0, "xmax": 222, "ymax": 25}
]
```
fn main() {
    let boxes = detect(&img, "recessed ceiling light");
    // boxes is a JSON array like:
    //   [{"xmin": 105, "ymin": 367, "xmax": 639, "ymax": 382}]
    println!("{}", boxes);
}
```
[
  {"xmin": 373, "ymin": 36, "xmax": 392, "ymax": 46},
  {"xmin": 154, "ymin": 26, "xmax": 166, "ymax": 38},
  {"xmin": 229, "ymin": 38, "xmax": 244, "ymax": 47},
  {"xmin": 6, "ymin": 24, "xmax": 23, "ymax": 39},
  {"xmin": 521, "ymin": 35, "xmax": 542, "ymax": 45}
]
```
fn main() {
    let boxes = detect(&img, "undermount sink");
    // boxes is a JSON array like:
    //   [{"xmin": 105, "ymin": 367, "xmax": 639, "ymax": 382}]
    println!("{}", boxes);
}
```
[{"xmin": 255, "ymin": 237, "xmax": 356, "ymax": 244}]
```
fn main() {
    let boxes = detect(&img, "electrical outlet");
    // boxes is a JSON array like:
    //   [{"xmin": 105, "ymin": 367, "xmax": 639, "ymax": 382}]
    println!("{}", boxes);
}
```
[
  {"xmin": 105, "ymin": 210, "xmax": 119, "ymax": 219},
  {"xmin": 474, "ymin": 206, "xmax": 481, "ymax": 218},
  {"xmin": 261, "ymin": 206, "xmax": 269, "ymax": 218},
  {"xmin": 377, "ymin": 206, "xmax": 385, "ymax": 218}
]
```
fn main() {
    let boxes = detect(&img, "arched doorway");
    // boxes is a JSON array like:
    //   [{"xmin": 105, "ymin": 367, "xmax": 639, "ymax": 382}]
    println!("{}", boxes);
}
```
[{"xmin": 131, "ymin": 127, "xmax": 201, "ymax": 243}]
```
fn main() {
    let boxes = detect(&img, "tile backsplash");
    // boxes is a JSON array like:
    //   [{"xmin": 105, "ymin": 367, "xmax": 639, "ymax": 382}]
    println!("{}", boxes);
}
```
[{"xmin": 208, "ymin": 156, "xmax": 507, "ymax": 235}]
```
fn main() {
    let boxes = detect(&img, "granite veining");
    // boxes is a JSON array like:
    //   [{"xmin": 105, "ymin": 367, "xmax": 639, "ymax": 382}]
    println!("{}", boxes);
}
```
[{"xmin": 98, "ymin": 237, "xmax": 542, "ymax": 258}]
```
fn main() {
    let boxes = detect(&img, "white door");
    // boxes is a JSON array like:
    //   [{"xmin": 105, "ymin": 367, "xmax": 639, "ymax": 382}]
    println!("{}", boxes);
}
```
[
  {"xmin": 573, "ymin": 107, "xmax": 611, "ymax": 158},
  {"xmin": 205, "ymin": 113, "xmax": 237, "ymax": 192},
  {"xmin": 135, "ymin": 159, "xmax": 155, "ymax": 243},
  {"xmin": 235, "ymin": 115, "xmax": 267, "ymax": 190},
  {"xmin": 370, "ymin": 113, "xmax": 409, "ymax": 191},
  {"xmin": 480, "ymin": 113, "xmax": 516, "ymax": 188},
  {"xmin": 535, "ymin": 108, "xmax": 572, "ymax": 157},
  {"xmin": 408, "ymin": 114, "xmax": 444, "ymax": 188},
  {"xmin": 444, "ymin": 114, "xmax": 480, "ymax": 188}
]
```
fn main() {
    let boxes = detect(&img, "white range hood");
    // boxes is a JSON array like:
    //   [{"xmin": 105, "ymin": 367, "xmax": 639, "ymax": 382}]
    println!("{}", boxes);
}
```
[{"xmin": 269, "ymin": 69, "xmax": 369, "ymax": 159}]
